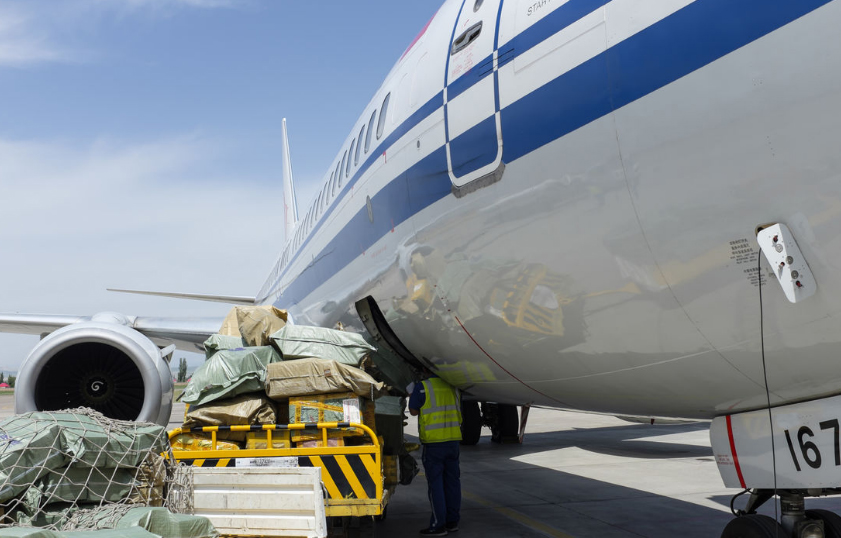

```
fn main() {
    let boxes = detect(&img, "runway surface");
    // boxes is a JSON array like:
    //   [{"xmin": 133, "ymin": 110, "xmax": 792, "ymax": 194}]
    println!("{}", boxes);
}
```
[{"xmin": 5, "ymin": 394, "xmax": 841, "ymax": 537}]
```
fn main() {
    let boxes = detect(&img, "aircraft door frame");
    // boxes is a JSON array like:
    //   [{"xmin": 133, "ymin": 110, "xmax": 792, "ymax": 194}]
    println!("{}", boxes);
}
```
[{"xmin": 444, "ymin": 0, "xmax": 505, "ymax": 194}]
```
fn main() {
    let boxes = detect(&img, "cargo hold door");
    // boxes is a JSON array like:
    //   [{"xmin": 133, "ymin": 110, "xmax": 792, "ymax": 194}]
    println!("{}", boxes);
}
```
[{"xmin": 444, "ymin": 0, "xmax": 504, "ymax": 193}]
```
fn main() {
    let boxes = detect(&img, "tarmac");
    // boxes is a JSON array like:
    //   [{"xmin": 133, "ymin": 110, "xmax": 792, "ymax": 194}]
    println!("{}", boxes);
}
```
[
  {"xmin": 170, "ymin": 397, "xmax": 841, "ymax": 537},
  {"xmin": 3, "ymin": 395, "xmax": 840, "ymax": 537}
]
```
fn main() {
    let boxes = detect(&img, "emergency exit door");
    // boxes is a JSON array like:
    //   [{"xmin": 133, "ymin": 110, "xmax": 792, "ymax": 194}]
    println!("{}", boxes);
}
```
[{"xmin": 444, "ymin": 0, "xmax": 504, "ymax": 191}]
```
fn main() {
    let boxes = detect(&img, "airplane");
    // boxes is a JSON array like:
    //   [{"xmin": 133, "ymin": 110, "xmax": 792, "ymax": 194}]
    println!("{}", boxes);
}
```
[{"xmin": 2, "ymin": 0, "xmax": 841, "ymax": 536}]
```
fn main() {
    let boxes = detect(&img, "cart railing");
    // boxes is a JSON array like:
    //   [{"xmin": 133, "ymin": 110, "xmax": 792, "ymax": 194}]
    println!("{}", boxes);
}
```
[{"xmin": 167, "ymin": 422, "xmax": 384, "ymax": 517}]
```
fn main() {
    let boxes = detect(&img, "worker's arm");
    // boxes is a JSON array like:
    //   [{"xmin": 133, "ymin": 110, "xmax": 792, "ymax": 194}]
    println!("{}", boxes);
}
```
[{"xmin": 408, "ymin": 381, "xmax": 424, "ymax": 417}]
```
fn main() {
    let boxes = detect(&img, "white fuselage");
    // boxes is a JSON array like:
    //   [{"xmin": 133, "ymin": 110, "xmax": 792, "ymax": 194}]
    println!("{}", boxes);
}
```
[{"xmin": 257, "ymin": 0, "xmax": 841, "ymax": 419}]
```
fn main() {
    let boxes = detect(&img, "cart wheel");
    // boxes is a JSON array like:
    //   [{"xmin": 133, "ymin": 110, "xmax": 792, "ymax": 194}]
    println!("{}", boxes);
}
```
[{"xmin": 374, "ymin": 506, "xmax": 388, "ymax": 522}]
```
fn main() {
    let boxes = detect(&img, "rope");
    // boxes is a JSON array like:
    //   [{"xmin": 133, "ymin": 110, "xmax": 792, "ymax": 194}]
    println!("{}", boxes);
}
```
[{"xmin": 0, "ymin": 407, "xmax": 175, "ymax": 530}]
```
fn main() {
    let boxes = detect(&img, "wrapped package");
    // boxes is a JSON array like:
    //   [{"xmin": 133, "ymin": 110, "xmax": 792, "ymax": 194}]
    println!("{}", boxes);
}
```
[
  {"xmin": 296, "ymin": 438, "xmax": 344, "ymax": 449},
  {"xmin": 30, "ymin": 467, "xmax": 137, "ymax": 505},
  {"xmin": 183, "ymin": 393, "xmax": 277, "ymax": 442},
  {"xmin": 180, "ymin": 347, "xmax": 281, "ymax": 407},
  {"xmin": 202, "ymin": 334, "xmax": 246, "ymax": 361},
  {"xmin": 269, "ymin": 325, "xmax": 375, "ymax": 366},
  {"xmin": 0, "ymin": 529, "xmax": 62, "ymax": 538},
  {"xmin": 127, "ymin": 454, "xmax": 166, "ymax": 507},
  {"xmin": 288, "ymin": 392, "xmax": 374, "ymax": 442},
  {"xmin": 0, "ymin": 529, "xmax": 61, "ymax": 538},
  {"xmin": 0, "ymin": 411, "xmax": 165, "ymax": 503},
  {"xmin": 375, "ymin": 395, "xmax": 404, "ymax": 416},
  {"xmin": 219, "ymin": 306, "xmax": 287, "ymax": 347},
  {"xmin": 169, "ymin": 434, "xmax": 241, "ymax": 452},
  {"xmin": 265, "ymin": 359, "xmax": 386, "ymax": 400},
  {"xmin": 64, "ymin": 530, "xmax": 160, "ymax": 538},
  {"xmin": 245, "ymin": 430, "xmax": 291, "ymax": 450},
  {"xmin": 116, "ymin": 507, "xmax": 219, "ymax": 538}
]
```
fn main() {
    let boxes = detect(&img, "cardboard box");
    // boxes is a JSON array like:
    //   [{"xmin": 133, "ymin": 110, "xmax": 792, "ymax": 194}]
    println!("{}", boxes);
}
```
[
  {"xmin": 245, "ymin": 430, "xmax": 291, "ymax": 450},
  {"xmin": 170, "ymin": 433, "xmax": 241, "ymax": 451},
  {"xmin": 296, "ymin": 438, "xmax": 345, "ymax": 449},
  {"xmin": 289, "ymin": 392, "xmax": 375, "ymax": 442}
]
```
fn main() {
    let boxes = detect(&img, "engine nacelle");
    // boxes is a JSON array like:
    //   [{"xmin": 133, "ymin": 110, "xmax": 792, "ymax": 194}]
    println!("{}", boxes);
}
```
[{"xmin": 15, "ymin": 320, "xmax": 174, "ymax": 426}]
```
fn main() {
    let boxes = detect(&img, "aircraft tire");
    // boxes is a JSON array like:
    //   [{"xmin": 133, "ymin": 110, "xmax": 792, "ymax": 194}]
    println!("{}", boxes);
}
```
[
  {"xmin": 806, "ymin": 509, "xmax": 841, "ymax": 538},
  {"xmin": 720, "ymin": 515, "xmax": 786, "ymax": 538},
  {"xmin": 461, "ymin": 400, "xmax": 482, "ymax": 445},
  {"xmin": 491, "ymin": 404, "xmax": 519, "ymax": 444}
]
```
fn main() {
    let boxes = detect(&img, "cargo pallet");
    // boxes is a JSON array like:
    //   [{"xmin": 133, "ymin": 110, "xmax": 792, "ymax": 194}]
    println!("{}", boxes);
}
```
[{"xmin": 168, "ymin": 422, "xmax": 390, "ymax": 521}]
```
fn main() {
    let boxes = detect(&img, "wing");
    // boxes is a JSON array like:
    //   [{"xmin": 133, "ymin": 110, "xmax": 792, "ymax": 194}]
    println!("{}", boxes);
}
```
[
  {"xmin": 107, "ymin": 288, "xmax": 256, "ymax": 305},
  {"xmin": 0, "ymin": 313, "xmax": 223, "ymax": 352}
]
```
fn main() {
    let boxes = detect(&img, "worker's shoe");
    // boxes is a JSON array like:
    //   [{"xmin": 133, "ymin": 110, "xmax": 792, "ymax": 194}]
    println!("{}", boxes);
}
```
[
  {"xmin": 445, "ymin": 522, "xmax": 459, "ymax": 532},
  {"xmin": 419, "ymin": 527, "xmax": 448, "ymax": 536}
]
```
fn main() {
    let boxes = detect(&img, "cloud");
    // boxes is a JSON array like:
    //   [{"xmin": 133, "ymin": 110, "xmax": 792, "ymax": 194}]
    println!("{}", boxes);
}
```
[
  {"xmin": 109, "ymin": 0, "xmax": 238, "ymax": 7},
  {"xmin": 0, "ymin": 0, "xmax": 239, "ymax": 68},
  {"xmin": 0, "ymin": 4, "xmax": 77, "ymax": 67},
  {"xmin": 0, "ymin": 133, "xmax": 285, "ymax": 370}
]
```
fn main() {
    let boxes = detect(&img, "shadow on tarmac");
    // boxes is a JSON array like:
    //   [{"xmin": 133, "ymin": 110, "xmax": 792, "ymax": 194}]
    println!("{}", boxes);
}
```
[{"xmin": 378, "ymin": 421, "xmax": 737, "ymax": 538}]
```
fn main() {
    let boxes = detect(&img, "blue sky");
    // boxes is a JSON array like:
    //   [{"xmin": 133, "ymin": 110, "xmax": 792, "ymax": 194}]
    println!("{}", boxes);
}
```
[{"xmin": 0, "ymin": 0, "xmax": 442, "ymax": 373}]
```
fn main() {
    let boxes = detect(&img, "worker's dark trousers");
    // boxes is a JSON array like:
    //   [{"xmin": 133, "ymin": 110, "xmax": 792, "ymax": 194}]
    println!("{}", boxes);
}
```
[{"xmin": 422, "ymin": 441, "xmax": 461, "ymax": 529}]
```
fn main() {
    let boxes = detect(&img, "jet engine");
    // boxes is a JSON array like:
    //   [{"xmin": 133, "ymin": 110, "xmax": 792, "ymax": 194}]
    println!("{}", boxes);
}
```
[{"xmin": 15, "ymin": 314, "xmax": 174, "ymax": 426}]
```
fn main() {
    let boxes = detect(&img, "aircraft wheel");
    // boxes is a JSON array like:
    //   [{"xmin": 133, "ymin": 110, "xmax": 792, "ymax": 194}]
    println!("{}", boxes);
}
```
[
  {"xmin": 460, "ymin": 400, "xmax": 481, "ymax": 445},
  {"xmin": 806, "ymin": 509, "xmax": 841, "ymax": 537},
  {"xmin": 491, "ymin": 404, "xmax": 519, "ymax": 444},
  {"xmin": 720, "ymin": 515, "xmax": 786, "ymax": 538}
]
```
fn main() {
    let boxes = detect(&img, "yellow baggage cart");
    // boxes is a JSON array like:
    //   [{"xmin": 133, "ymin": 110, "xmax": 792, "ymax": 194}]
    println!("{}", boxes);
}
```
[{"xmin": 168, "ymin": 422, "xmax": 388, "ymax": 518}]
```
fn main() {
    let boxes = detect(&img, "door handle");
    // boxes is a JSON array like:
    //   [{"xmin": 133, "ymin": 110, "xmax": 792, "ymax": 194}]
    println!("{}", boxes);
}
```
[{"xmin": 451, "ymin": 21, "xmax": 483, "ymax": 55}]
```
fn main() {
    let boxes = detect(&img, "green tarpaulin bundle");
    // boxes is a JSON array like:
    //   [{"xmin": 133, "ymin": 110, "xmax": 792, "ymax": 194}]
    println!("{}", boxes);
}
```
[
  {"xmin": 0, "ymin": 506, "xmax": 218, "ymax": 538},
  {"xmin": 269, "ymin": 325, "xmax": 376, "ymax": 366},
  {"xmin": 201, "ymin": 334, "xmax": 245, "ymax": 361},
  {"xmin": 180, "ymin": 346, "xmax": 281, "ymax": 407},
  {"xmin": 0, "ymin": 411, "xmax": 165, "ymax": 505}
]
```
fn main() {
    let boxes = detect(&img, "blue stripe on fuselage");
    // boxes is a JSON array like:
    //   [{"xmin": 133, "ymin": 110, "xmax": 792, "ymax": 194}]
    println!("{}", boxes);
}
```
[
  {"xmin": 448, "ymin": 0, "xmax": 615, "ymax": 102},
  {"xmin": 272, "ymin": 0, "xmax": 832, "ymax": 307}
]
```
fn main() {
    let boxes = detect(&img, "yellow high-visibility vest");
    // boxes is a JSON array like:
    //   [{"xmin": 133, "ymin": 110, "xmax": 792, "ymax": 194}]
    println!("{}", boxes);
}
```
[{"xmin": 419, "ymin": 377, "xmax": 462, "ymax": 443}]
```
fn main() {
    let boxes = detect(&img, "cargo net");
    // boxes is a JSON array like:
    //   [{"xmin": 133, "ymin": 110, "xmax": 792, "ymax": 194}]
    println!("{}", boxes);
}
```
[{"xmin": 0, "ymin": 407, "xmax": 185, "ymax": 531}]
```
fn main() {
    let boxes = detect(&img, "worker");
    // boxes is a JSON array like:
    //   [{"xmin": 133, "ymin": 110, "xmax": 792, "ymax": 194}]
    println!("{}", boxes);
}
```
[{"xmin": 409, "ymin": 372, "xmax": 463, "ymax": 536}]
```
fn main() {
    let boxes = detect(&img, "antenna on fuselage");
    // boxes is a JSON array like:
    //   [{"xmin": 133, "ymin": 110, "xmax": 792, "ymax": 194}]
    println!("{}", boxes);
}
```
[{"xmin": 281, "ymin": 118, "xmax": 299, "ymax": 243}]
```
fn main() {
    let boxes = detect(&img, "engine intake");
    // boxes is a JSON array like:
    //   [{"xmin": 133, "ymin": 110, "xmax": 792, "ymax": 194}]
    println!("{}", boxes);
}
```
[{"xmin": 15, "ymin": 321, "xmax": 174, "ymax": 426}]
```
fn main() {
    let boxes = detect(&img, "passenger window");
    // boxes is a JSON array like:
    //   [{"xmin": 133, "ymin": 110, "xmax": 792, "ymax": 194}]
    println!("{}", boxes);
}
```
[
  {"xmin": 331, "ymin": 171, "xmax": 337, "ymax": 196},
  {"xmin": 340, "ymin": 151, "xmax": 347, "ymax": 184},
  {"xmin": 365, "ymin": 110, "xmax": 377, "ymax": 153},
  {"xmin": 345, "ymin": 144, "xmax": 353, "ymax": 177},
  {"xmin": 377, "ymin": 93, "xmax": 390, "ymax": 139},
  {"xmin": 335, "ymin": 161, "xmax": 341, "ymax": 186},
  {"xmin": 355, "ymin": 127, "xmax": 364, "ymax": 164}
]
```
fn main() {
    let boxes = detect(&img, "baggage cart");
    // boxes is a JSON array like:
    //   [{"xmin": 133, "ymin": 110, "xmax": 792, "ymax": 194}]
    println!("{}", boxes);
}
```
[{"xmin": 168, "ymin": 422, "xmax": 390, "ymax": 520}]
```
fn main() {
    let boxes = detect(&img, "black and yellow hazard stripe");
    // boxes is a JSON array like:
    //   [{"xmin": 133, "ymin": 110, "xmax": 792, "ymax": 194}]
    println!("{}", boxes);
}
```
[
  {"xmin": 179, "ymin": 458, "xmax": 236, "ymax": 467},
  {"xmin": 299, "ymin": 454, "xmax": 378, "ymax": 500}
]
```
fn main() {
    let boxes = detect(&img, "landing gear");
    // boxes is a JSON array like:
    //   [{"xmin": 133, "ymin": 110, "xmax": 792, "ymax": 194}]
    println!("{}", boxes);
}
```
[
  {"xmin": 721, "ymin": 515, "xmax": 786, "ymax": 538},
  {"xmin": 461, "ymin": 400, "xmax": 482, "ymax": 446},
  {"xmin": 805, "ymin": 510, "xmax": 841, "ymax": 538},
  {"xmin": 486, "ymin": 403, "xmax": 519, "ymax": 444},
  {"xmin": 459, "ymin": 401, "xmax": 524, "ymax": 445},
  {"xmin": 725, "ymin": 490, "xmax": 832, "ymax": 538}
]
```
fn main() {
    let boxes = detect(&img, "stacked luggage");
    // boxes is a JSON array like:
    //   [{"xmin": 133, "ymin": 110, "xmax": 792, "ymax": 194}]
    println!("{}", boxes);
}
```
[{"xmin": 177, "ymin": 306, "xmax": 399, "ymax": 450}]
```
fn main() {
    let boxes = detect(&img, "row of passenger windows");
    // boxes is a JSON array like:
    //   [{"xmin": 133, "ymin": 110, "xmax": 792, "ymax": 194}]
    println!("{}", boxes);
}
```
[{"xmin": 281, "ymin": 92, "xmax": 392, "ymax": 267}]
